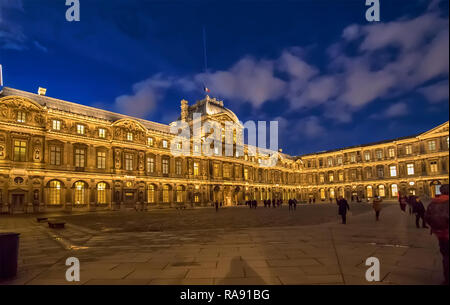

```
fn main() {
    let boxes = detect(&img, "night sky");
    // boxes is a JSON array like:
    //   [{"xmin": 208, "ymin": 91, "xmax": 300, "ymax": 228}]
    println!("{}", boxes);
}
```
[{"xmin": 0, "ymin": 0, "xmax": 448, "ymax": 155}]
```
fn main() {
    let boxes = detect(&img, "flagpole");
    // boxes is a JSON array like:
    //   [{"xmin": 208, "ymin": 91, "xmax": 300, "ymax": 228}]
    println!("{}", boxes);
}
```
[{"xmin": 202, "ymin": 26, "xmax": 208, "ymax": 97}]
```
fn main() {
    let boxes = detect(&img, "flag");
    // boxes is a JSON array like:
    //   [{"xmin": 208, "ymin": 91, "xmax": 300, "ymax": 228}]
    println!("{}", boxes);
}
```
[
  {"xmin": 203, "ymin": 86, "xmax": 210, "ymax": 93},
  {"xmin": 0, "ymin": 64, "xmax": 3, "ymax": 87}
]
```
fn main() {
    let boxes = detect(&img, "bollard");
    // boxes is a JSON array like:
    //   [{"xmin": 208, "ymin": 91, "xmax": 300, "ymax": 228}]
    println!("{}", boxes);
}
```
[{"xmin": 0, "ymin": 232, "xmax": 20, "ymax": 280}]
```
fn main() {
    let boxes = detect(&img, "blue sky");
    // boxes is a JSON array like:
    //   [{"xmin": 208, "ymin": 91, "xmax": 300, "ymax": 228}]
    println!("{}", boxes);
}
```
[{"xmin": 0, "ymin": 0, "xmax": 448, "ymax": 155}]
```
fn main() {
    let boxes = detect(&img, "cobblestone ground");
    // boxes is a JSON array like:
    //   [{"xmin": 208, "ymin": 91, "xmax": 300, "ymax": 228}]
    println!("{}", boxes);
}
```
[{"xmin": 0, "ymin": 203, "xmax": 445, "ymax": 285}]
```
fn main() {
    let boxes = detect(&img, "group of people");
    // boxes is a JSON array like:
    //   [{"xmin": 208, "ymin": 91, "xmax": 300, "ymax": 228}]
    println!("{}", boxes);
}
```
[
  {"xmin": 288, "ymin": 198, "xmax": 298, "ymax": 211},
  {"xmin": 399, "ymin": 185, "xmax": 449, "ymax": 285},
  {"xmin": 262, "ymin": 199, "xmax": 283, "ymax": 208},
  {"xmin": 246, "ymin": 200, "xmax": 258, "ymax": 209},
  {"xmin": 398, "ymin": 194, "xmax": 428, "ymax": 228},
  {"xmin": 336, "ymin": 195, "xmax": 383, "ymax": 224}
]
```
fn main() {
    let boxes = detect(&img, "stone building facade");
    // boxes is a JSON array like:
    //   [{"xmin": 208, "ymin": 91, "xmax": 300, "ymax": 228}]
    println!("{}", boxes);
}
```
[{"xmin": 0, "ymin": 86, "xmax": 448, "ymax": 213}]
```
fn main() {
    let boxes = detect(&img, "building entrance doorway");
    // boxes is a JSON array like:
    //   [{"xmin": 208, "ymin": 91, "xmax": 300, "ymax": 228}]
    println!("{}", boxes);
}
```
[
  {"xmin": 12, "ymin": 194, "xmax": 25, "ymax": 213},
  {"xmin": 123, "ymin": 190, "xmax": 136, "ymax": 207}
]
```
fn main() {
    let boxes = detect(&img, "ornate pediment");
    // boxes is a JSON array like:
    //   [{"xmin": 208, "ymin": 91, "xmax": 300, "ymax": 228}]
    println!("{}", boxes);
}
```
[
  {"xmin": 112, "ymin": 119, "xmax": 147, "ymax": 133},
  {"xmin": 419, "ymin": 121, "xmax": 449, "ymax": 138},
  {"xmin": 0, "ymin": 96, "xmax": 44, "ymax": 112},
  {"xmin": 112, "ymin": 119, "xmax": 147, "ymax": 143}
]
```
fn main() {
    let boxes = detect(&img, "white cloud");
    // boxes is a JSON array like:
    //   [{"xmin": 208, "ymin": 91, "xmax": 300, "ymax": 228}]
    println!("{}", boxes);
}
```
[
  {"xmin": 418, "ymin": 80, "xmax": 449, "ymax": 103},
  {"xmin": 384, "ymin": 102, "xmax": 409, "ymax": 118},
  {"xmin": 196, "ymin": 56, "xmax": 287, "ymax": 107},
  {"xmin": 114, "ymin": 74, "xmax": 171, "ymax": 117}
]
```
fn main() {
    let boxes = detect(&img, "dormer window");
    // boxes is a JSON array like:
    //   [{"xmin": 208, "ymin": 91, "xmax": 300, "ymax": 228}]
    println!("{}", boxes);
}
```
[
  {"xmin": 127, "ymin": 132, "xmax": 133, "ymax": 141},
  {"xmin": 77, "ymin": 124, "xmax": 85, "ymax": 135},
  {"xmin": 17, "ymin": 111, "xmax": 26, "ymax": 123},
  {"xmin": 147, "ymin": 137, "xmax": 154, "ymax": 146},
  {"xmin": 52, "ymin": 120, "xmax": 61, "ymax": 130},
  {"xmin": 162, "ymin": 140, "xmax": 168, "ymax": 148},
  {"xmin": 98, "ymin": 128, "xmax": 106, "ymax": 138}
]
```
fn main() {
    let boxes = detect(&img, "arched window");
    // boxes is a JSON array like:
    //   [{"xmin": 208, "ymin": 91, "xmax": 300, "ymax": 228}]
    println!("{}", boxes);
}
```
[
  {"xmin": 366, "ymin": 186, "xmax": 373, "ymax": 198},
  {"xmin": 378, "ymin": 185, "xmax": 385, "ymax": 197},
  {"xmin": 74, "ymin": 181, "xmax": 86, "ymax": 204},
  {"xmin": 163, "ymin": 185, "xmax": 170, "ymax": 203},
  {"xmin": 97, "ymin": 182, "xmax": 107, "ymax": 204},
  {"xmin": 320, "ymin": 189, "xmax": 325, "ymax": 200},
  {"xmin": 391, "ymin": 184, "xmax": 398, "ymax": 197},
  {"xmin": 147, "ymin": 184, "xmax": 155, "ymax": 203},
  {"xmin": 330, "ymin": 188, "xmax": 335, "ymax": 199},
  {"xmin": 49, "ymin": 180, "xmax": 61, "ymax": 205},
  {"xmin": 176, "ymin": 185, "xmax": 184, "ymax": 203}
]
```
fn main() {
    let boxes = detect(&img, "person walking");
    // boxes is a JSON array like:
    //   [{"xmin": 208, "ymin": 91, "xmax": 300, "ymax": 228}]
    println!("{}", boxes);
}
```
[
  {"xmin": 399, "ymin": 192, "xmax": 407, "ymax": 212},
  {"xmin": 372, "ymin": 195, "xmax": 383, "ymax": 221},
  {"xmin": 425, "ymin": 184, "xmax": 449, "ymax": 285},
  {"xmin": 293, "ymin": 198, "xmax": 297, "ymax": 211},
  {"xmin": 337, "ymin": 196, "xmax": 350, "ymax": 224},
  {"xmin": 214, "ymin": 200, "xmax": 219, "ymax": 212},
  {"xmin": 411, "ymin": 196, "xmax": 428, "ymax": 229}
]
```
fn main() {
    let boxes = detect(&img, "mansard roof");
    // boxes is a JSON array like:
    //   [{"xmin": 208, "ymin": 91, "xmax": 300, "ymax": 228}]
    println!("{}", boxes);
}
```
[
  {"xmin": 0, "ymin": 87, "xmax": 171, "ymax": 134},
  {"xmin": 296, "ymin": 121, "xmax": 449, "ymax": 158}
]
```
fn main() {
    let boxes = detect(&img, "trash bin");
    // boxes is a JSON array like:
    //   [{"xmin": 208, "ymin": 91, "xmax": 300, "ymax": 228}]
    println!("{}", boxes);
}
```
[{"xmin": 0, "ymin": 232, "xmax": 20, "ymax": 280}]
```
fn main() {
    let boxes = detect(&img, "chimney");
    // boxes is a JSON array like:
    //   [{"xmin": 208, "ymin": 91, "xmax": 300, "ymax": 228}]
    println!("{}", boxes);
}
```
[
  {"xmin": 38, "ymin": 87, "xmax": 47, "ymax": 96},
  {"xmin": 180, "ymin": 99, "xmax": 188, "ymax": 121}
]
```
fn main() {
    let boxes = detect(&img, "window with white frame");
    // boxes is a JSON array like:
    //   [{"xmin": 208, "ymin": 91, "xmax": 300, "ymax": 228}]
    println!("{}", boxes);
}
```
[
  {"xmin": 428, "ymin": 140, "xmax": 436, "ymax": 151},
  {"xmin": 127, "ymin": 132, "xmax": 133, "ymax": 141},
  {"xmin": 364, "ymin": 151, "xmax": 371, "ymax": 161},
  {"xmin": 405, "ymin": 145, "xmax": 412, "ymax": 155},
  {"xmin": 52, "ymin": 120, "xmax": 61, "ymax": 130},
  {"xmin": 17, "ymin": 111, "xmax": 26, "ymax": 123},
  {"xmin": 388, "ymin": 148, "xmax": 395, "ymax": 158},
  {"xmin": 407, "ymin": 163, "xmax": 414, "ymax": 175},
  {"xmin": 162, "ymin": 140, "xmax": 168, "ymax": 148},
  {"xmin": 98, "ymin": 128, "xmax": 106, "ymax": 138},
  {"xmin": 389, "ymin": 165, "xmax": 397, "ymax": 177},
  {"xmin": 76, "ymin": 124, "xmax": 85, "ymax": 135}
]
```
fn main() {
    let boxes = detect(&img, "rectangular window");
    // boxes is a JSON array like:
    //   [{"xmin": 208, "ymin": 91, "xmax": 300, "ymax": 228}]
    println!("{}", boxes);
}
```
[
  {"xmin": 327, "ymin": 158, "xmax": 333, "ymax": 167},
  {"xmin": 147, "ymin": 137, "xmax": 154, "ymax": 146},
  {"xmin": 147, "ymin": 157, "xmax": 155, "ymax": 173},
  {"xmin": 428, "ymin": 140, "xmax": 436, "ymax": 151},
  {"xmin": 214, "ymin": 163, "xmax": 220, "ymax": 177},
  {"xmin": 76, "ymin": 124, "xmax": 85, "ymax": 135},
  {"xmin": 162, "ymin": 140, "xmax": 168, "ymax": 148},
  {"xmin": 14, "ymin": 140, "xmax": 27, "ymax": 161},
  {"xmin": 338, "ymin": 172, "xmax": 344, "ymax": 181},
  {"xmin": 329, "ymin": 173, "xmax": 334, "ymax": 182},
  {"xmin": 194, "ymin": 144, "xmax": 200, "ymax": 153},
  {"xmin": 350, "ymin": 154, "xmax": 356, "ymax": 162},
  {"xmin": 337, "ymin": 157, "xmax": 342, "ymax": 165},
  {"xmin": 376, "ymin": 150, "xmax": 383, "ymax": 159},
  {"xmin": 193, "ymin": 162, "xmax": 199, "ymax": 176},
  {"xmin": 52, "ymin": 120, "xmax": 61, "ymax": 130},
  {"xmin": 127, "ymin": 132, "xmax": 133, "ymax": 141},
  {"xmin": 430, "ymin": 161, "xmax": 438, "ymax": 173},
  {"xmin": 223, "ymin": 164, "xmax": 230, "ymax": 178},
  {"xmin": 407, "ymin": 163, "xmax": 414, "ymax": 175},
  {"xmin": 388, "ymin": 148, "xmax": 395, "ymax": 158},
  {"xmin": 364, "ymin": 152, "xmax": 370, "ymax": 161},
  {"xmin": 405, "ymin": 145, "xmax": 412, "ymax": 155},
  {"xmin": 17, "ymin": 111, "xmax": 26, "ymax": 123},
  {"xmin": 75, "ymin": 148, "xmax": 85, "ymax": 167},
  {"xmin": 97, "ymin": 151, "xmax": 106, "ymax": 169},
  {"xmin": 50, "ymin": 146, "xmax": 61, "ymax": 166},
  {"xmin": 244, "ymin": 168, "xmax": 248, "ymax": 180},
  {"xmin": 319, "ymin": 174, "xmax": 324, "ymax": 183},
  {"xmin": 390, "ymin": 165, "xmax": 397, "ymax": 177},
  {"xmin": 98, "ymin": 128, "xmax": 106, "ymax": 138},
  {"xmin": 125, "ymin": 154, "xmax": 133, "ymax": 171},
  {"xmin": 377, "ymin": 167, "xmax": 384, "ymax": 178},
  {"xmin": 175, "ymin": 160, "xmax": 182, "ymax": 175},
  {"xmin": 162, "ymin": 159, "xmax": 169, "ymax": 174}
]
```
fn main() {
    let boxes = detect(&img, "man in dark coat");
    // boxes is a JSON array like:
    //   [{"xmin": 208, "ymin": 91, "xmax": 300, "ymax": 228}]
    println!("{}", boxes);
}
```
[
  {"xmin": 337, "ymin": 196, "xmax": 350, "ymax": 224},
  {"xmin": 412, "ymin": 196, "xmax": 428, "ymax": 229}
]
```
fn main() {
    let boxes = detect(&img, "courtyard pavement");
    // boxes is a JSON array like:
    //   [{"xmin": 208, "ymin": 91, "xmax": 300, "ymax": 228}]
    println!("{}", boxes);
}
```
[{"xmin": 0, "ymin": 203, "xmax": 444, "ymax": 285}]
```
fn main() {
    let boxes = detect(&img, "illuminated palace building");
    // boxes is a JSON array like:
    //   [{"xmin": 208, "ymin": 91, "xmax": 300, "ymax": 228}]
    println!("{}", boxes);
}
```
[{"xmin": 0, "ymin": 86, "xmax": 448, "ymax": 213}]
